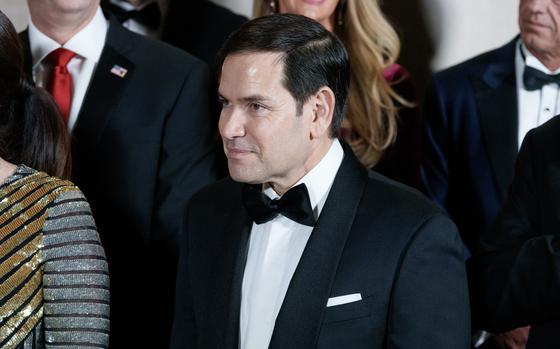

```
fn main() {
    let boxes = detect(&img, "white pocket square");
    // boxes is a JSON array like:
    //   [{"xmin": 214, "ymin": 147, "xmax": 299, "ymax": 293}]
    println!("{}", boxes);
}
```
[{"xmin": 326, "ymin": 293, "xmax": 362, "ymax": 307}]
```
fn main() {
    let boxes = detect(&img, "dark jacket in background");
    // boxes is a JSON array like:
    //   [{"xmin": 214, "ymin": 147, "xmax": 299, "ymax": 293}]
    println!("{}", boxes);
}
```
[
  {"xmin": 421, "ymin": 38, "xmax": 518, "ymax": 253},
  {"xmin": 469, "ymin": 115, "xmax": 560, "ymax": 349}
]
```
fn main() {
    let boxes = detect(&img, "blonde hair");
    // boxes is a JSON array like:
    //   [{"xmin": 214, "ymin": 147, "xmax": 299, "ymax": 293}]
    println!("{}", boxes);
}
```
[{"xmin": 254, "ymin": 0, "xmax": 411, "ymax": 168}]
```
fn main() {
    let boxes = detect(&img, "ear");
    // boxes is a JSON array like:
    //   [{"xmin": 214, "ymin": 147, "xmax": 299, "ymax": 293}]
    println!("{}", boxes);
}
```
[{"xmin": 309, "ymin": 86, "xmax": 335, "ymax": 139}]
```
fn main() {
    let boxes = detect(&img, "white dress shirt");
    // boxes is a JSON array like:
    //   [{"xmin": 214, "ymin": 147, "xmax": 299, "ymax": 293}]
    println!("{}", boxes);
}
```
[
  {"xmin": 516, "ymin": 39, "xmax": 560, "ymax": 147},
  {"xmin": 29, "ymin": 7, "xmax": 108, "ymax": 132},
  {"xmin": 239, "ymin": 140, "xmax": 344, "ymax": 349},
  {"xmin": 108, "ymin": 0, "xmax": 168, "ymax": 39}
]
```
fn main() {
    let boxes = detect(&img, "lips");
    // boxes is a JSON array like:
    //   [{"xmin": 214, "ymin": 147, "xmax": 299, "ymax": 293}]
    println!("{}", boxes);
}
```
[
  {"xmin": 224, "ymin": 145, "xmax": 256, "ymax": 160},
  {"xmin": 523, "ymin": 19, "xmax": 549, "ymax": 30},
  {"xmin": 301, "ymin": 0, "xmax": 326, "ymax": 4}
]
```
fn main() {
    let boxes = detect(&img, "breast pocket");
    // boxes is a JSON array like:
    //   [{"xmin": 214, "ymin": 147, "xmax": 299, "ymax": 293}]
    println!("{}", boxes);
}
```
[{"xmin": 323, "ymin": 295, "xmax": 372, "ymax": 324}]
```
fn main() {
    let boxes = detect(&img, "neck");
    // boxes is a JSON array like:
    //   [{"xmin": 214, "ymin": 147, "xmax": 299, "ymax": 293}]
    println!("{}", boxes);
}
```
[
  {"xmin": 29, "ymin": 6, "xmax": 98, "ymax": 45},
  {"xmin": 0, "ymin": 158, "xmax": 17, "ymax": 184},
  {"xmin": 269, "ymin": 138, "xmax": 334, "ymax": 196},
  {"xmin": 320, "ymin": 15, "xmax": 335, "ymax": 33},
  {"xmin": 527, "ymin": 47, "xmax": 560, "ymax": 71}
]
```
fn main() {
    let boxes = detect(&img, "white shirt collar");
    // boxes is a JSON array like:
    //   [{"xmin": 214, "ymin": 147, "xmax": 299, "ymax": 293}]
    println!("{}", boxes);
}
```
[
  {"xmin": 28, "ymin": 6, "xmax": 108, "ymax": 68},
  {"xmin": 263, "ymin": 139, "xmax": 344, "ymax": 219}
]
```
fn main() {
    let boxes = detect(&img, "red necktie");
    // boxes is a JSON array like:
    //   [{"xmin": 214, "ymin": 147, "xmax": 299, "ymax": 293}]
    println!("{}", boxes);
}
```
[{"xmin": 45, "ymin": 48, "xmax": 77, "ymax": 123}]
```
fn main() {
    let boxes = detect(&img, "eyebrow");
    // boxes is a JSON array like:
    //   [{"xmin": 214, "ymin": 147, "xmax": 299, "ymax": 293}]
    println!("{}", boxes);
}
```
[{"xmin": 218, "ymin": 93, "xmax": 272, "ymax": 104}]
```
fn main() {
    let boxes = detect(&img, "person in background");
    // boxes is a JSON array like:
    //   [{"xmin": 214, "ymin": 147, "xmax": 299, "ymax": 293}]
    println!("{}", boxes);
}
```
[
  {"xmin": 103, "ymin": 0, "xmax": 247, "ymax": 176},
  {"xmin": 22, "ymin": 0, "xmax": 217, "ymax": 347},
  {"xmin": 102, "ymin": 0, "xmax": 246, "ymax": 72},
  {"xmin": 254, "ymin": 0, "xmax": 421, "ymax": 189},
  {"xmin": 469, "ymin": 115, "xmax": 560, "ymax": 349},
  {"xmin": 422, "ymin": 0, "xmax": 560, "ymax": 347},
  {"xmin": 0, "ymin": 10, "xmax": 109, "ymax": 348}
]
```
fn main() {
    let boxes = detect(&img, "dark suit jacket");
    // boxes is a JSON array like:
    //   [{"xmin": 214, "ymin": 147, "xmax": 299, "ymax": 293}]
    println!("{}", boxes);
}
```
[
  {"xmin": 469, "ymin": 115, "xmax": 560, "ymax": 348},
  {"xmin": 22, "ymin": 17, "xmax": 217, "ymax": 348},
  {"xmin": 421, "ymin": 38, "xmax": 519, "ymax": 253},
  {"xmin": 161, "ymin": 0, "xmax": 247, "ymax": 75},
  {"xmin": 171, "ymin": 144, "xmax": 470, "ymax": 349}
]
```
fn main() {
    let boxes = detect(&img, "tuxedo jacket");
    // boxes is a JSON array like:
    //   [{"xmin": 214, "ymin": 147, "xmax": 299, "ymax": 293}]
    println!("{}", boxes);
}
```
[
  {"xmin": 171, "ymin": 144, "xmax": 470, "ymax": 349},
  {"xmin": 22, "ymin": 17, "xmax": 217, "ymax": 348},
  {"xmin": 469, "ymin": 115, "xmax": 560, "ymax": 348},
  {"xmin": 421, "ymin": 38, "xmax": 518, "ymax": 253}
]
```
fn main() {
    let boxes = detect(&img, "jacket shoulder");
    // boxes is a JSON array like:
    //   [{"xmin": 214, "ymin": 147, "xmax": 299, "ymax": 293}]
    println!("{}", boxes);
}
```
[
  {"xmin": 433, "ymin": 38, "xmax": 517, "ymax": 83},
  {"xmin": 108, "ymin": 21, "xmax": 207, "ymax": 70}
]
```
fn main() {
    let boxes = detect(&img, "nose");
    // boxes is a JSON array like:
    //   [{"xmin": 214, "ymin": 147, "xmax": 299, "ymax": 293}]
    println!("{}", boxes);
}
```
[{"xmin": 219, "ymin": 107, "xmax": 246, "ymax": 140}]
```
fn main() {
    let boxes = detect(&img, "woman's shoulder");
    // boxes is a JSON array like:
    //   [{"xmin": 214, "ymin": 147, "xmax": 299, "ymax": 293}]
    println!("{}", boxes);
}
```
[{"xmin": 1, "ymin": 165, "xmax": 83, "ymax": 203}]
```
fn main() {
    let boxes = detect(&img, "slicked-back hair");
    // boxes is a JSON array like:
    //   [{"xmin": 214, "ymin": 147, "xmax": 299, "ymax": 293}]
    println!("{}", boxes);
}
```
[{"xmin": 217, "ymin": 14, "xmax": 350, "ymax": 137}]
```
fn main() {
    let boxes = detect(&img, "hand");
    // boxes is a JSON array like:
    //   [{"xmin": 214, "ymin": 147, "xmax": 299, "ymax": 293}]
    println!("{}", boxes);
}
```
[{"xmin": 492, "ymin": 326, "xmax": 530, "ymax": 349}]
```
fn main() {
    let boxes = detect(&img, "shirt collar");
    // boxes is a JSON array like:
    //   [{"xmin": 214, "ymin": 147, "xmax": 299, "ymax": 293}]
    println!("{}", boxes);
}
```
[
  {"xmin": 263, "ymin": 139, "xmax": 344, "ymax": 219},
  {"xmin": 28, "ymin": 6, "xmax": 108, "ymax": 68}
]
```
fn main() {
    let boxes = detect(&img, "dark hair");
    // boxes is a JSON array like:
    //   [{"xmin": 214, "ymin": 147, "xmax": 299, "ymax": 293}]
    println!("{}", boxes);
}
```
[
  {"xmin": 0, "ymin": 10, "xmax": 71, "ymax": 179},
  {"xmin": 217, "ymin": 13, "xmax": 350, "ymax": 136}
]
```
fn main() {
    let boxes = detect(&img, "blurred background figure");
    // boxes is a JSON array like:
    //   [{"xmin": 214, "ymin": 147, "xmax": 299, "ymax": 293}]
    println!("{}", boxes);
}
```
[
  {"xmin": 102, "ymin": 0, "xmax": 247, "ymax": 176},
  {"xmin": 422, "ymin": 0, "xmax": 560, "ymax": 347},
  {"xmin": 0, "ymin": 10, "xmax": 109, "ymax": 348},
  {"xmin": 102, "ymin": 0, "xmax": 247, "ymax": 74},
  {"xmin": 470, "ymin": 115, "xmax": 560, "ymax": 349},
  {"xmin": 255, "ymin": 0, "xmax": 421, "ymax": 189},
  {"xmin": 22, "ymin": 0, "xmax": 217, "ymax": 347}
]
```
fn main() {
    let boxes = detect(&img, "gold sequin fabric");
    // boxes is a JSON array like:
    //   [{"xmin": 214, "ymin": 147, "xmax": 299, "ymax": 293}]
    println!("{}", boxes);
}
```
[{"xmin": 0, "ymin": 166, "xmax": 109, "ymax": 349}]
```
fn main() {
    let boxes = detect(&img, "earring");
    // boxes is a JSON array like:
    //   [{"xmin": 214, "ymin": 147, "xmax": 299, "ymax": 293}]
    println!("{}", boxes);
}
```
[{"xmin": 268, "ymin": 0, "xmax": 277, "ymax": 14}]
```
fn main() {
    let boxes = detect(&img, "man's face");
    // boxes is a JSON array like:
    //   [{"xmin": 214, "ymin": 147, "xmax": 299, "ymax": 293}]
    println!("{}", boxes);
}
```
[
  {"xmin": 218, "ymin": 52, "xmax": 315, "ymax": 189},
  {"xmin": 519, "ymin": 0, "xmax": 560, "ymax": 58}
]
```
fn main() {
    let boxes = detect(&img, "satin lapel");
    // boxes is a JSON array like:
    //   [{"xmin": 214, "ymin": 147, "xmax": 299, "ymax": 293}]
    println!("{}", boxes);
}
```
[
  {"xmin": 269, "ymin": 145, "xmax": 368, "ymax": 349},
  {"xmin": 209, "ymin": 186, "xmax": 251, "ymax": 349},
  {"xmin": 72, "ymin": 18, "xmax": 134, "ymax": 152},
  {"xmin": 473, "ymin": 62, "xmax": 518, "ymax": 198}
]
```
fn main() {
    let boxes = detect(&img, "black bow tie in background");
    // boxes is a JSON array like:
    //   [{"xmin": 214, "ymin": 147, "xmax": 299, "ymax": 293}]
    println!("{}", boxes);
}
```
[
  {"xmin": 523, "ymin": 66, "xmax": 560, "ymax": 91},
  {"xmin": 107, "ymin": 1, "xmax": 161, "ymax": 30},
  {"xmin": 242, "ymin": 183, "xmax": 316, "ymax": 227}
]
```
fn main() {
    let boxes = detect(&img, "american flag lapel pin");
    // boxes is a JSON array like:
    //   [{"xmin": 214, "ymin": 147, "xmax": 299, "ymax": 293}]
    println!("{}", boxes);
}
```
[{"xmin": 110, "ymin": 64, "xmax": 128, "ymax": 78}]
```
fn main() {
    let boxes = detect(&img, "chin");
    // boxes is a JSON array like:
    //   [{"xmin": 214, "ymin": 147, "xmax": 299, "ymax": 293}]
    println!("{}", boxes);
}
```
[{"xmin": 228, "ymin": 166, "xmax": 258, "ymax": 184}]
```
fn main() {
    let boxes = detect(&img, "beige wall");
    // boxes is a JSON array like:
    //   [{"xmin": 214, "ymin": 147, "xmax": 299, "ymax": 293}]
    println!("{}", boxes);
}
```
[
  {"xmin": 1, "ymin": 0, "xmax": 29, "ymax": 32},
  {"xmin": 423, "ymin": 0, "xmax": 518, "ymax": 70}
]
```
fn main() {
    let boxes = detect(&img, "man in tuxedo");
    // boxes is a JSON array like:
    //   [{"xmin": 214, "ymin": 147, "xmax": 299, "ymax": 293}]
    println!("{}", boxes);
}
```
[
  {"xmin": 469, "ymin": 115, "xmax": 560, "ymax": 349},
  {"xmin": 421, "ymin": 0, "xmax": 560, "ymax": 346},
  {"xmin": 171, "ymin": 14, "xmax": 470, "ymax": 349},
  {"xmin": 24, "ymin": 0, "xmax": 217, "ymax": 347}
]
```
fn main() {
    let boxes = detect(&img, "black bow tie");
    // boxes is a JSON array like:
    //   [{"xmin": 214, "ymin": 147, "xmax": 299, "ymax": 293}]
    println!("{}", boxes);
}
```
[
  {"xmin": 242, "ymin": 183, "xmax": 316, "ymax": 227},
  {"xmin": 107, "ymin": 2, "xmax": 161, "ymax": 30},
  {"xmin": 523, "ymin": 66, "xmax": 560, "ymax": 91}
]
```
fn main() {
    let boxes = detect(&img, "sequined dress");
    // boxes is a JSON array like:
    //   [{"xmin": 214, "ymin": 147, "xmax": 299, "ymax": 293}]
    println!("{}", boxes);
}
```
[{"xmin": 0, "ymin": 165, "xmax": 109, "ymax": 348}]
